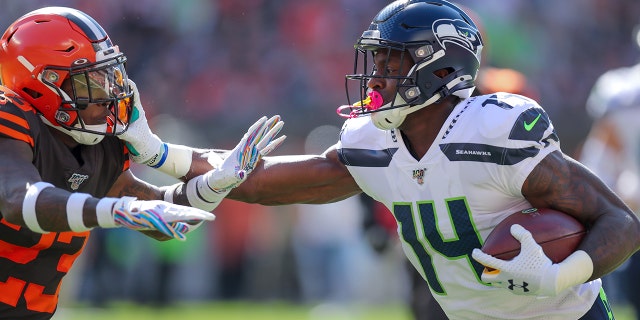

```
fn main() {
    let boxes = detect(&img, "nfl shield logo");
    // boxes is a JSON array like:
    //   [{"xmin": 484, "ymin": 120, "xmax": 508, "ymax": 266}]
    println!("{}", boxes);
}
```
[{"xmin": 412, "ymin": 168, "xmax": 426, "ymax": 185}]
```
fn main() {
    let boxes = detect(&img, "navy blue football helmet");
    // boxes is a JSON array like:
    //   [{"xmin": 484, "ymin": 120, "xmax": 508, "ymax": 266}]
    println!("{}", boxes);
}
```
[{"xmin": 344, "ymin": 0, "xmax": 483, "ymax": 129}]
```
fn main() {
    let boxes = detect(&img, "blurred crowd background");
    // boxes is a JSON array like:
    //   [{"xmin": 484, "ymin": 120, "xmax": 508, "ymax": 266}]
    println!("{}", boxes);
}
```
[{"xmin": 2, "ymin": 0, "xmax": 640, "ymax": 317}]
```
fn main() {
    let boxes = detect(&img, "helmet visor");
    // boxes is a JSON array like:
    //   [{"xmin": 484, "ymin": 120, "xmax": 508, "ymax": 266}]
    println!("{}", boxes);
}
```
[{"xmin": 51, "ymin": 55, "xmax": 133, "ymax": 135}]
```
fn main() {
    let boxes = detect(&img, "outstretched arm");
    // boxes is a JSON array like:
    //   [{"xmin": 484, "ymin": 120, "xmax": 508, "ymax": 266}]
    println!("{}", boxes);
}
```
[
  {"xmin": 119, "ymin": 80, "xmax": 285, "ymax": 182},
  {"xmin": 117, "ymin": 80, "xmax": 359, "ymax": 206},
  {"xmin": 118, "ymin": 80, "xmax": 287, "ymax": 209},
  {"xmin": 0, "ymin": 138, "xmax": 213, "ymax": 241},
  {"xmin": 228, "ymin": 145, "xmax": 362, "ymax": 205}
]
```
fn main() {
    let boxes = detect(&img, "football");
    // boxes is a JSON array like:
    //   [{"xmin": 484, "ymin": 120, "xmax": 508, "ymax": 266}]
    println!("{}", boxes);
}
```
[{"xmin": 481, "ymin": 208, "xmax": 586, "ymax": 263}]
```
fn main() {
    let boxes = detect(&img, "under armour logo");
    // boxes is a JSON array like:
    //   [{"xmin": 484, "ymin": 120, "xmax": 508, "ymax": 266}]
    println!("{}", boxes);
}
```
[
  {"xmin": 68, "ymin": 173, "xmax": 89, "ymax": 190},
  {"xmin": 390, "ymin": 129, "xmax": 398, "ymax": 142},
  {"xmin": 507, "ymin": 279, "xmax": 529, "ymax": 292}
]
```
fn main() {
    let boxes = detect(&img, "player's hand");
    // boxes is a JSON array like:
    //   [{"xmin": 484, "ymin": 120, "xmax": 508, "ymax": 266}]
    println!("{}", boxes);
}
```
[
  {"xmin": 204, "ymin": 115, "xmax": 286, "ymax": 192},
  {"xmin": 112, "ymin": 197, "xmax": 215, "ymax": 241},
  {"xmin": 472, "ymin": 224, "xmax": 560, "ymax": 296},
  {"xmin": 118, "ymin": 79, "xmax": 164, "ymax": 164},
  {"xmin": 173, "ymin": 221, "xmax": 204, "ymax": 236}
]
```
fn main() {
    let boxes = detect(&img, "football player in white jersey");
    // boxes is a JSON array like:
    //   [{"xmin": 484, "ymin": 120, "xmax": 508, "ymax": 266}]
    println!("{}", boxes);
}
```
[{"xmin": 123, "ymin": 0, "xmax": 639, "ymax": 318}]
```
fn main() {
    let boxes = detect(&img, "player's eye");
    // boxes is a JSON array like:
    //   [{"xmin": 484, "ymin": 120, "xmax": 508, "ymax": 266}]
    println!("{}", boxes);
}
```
[{"xmin": 75, "ymin": 98, "xmax": 89, "ymax": 110}]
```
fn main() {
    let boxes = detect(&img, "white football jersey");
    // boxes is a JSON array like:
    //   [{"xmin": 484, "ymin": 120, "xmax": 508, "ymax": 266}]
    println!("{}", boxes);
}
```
[{"xmin": 337, "ymin": 93, "xmax": 601, "ymax": 319}]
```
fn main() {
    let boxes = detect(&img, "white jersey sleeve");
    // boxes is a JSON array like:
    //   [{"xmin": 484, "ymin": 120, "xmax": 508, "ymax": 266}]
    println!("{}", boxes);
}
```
[{"xmin": 442, "ymin": 93, "xmax": 560, "ymax": 198}]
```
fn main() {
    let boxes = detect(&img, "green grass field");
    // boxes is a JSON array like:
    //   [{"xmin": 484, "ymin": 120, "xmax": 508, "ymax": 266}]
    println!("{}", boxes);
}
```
[
  {"xmin": 53, "ymin": 302, "xmax": 413, "ymax": 320},
  {"xmin": 51, "ymin": 301, "xmax": 635, "ymax": 320}
]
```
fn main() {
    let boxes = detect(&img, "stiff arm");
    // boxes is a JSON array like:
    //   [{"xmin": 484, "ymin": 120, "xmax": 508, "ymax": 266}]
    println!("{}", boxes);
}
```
[{"xmin": 228, "ymin": 144, "xmax": 362, "ymax": 205}]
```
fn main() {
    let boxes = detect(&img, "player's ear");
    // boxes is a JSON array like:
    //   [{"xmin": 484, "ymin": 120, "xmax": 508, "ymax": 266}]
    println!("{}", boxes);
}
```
[{"xmin": 433, "ymin": 67, "xmax": 453, "ymax": 78}]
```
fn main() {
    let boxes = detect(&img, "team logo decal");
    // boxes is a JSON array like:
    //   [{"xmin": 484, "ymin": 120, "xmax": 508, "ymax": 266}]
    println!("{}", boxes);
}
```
[
  {"xmin": 507, "ymin": 279, "xmax": 529, "ymax": 293},
  {"xmin": 433, "ymin": 19, "xmax": 482, "ymax": 58},
  {"xmin": 55, "ymin": 111, "xmax": 71, "ymax": 123},
  {"xmin": 68, "ymin": 173, "xmax": 89, "ymax": 190},
  {"xmin": 412, "ymin": 168, "xmax": 426, "ymax": 185},
  {"xmin": 72, "ymin": 58, "xmax": 90, "ymax": 66}
]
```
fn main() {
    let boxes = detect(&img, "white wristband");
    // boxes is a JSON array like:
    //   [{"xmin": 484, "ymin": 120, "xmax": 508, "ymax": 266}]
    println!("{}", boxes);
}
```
[
  {"xmin": 96, "ymin": 197, "xmax": 119, "ymax": 228},
  {"xmin": 185, "ymin": 176, "xmax": 226, "ymax": 212},
  {"xmin": 66, "ymin": 193, "xmax": 92, "ymax": 232},
  {"xmin": 149, "ymin": 143, "xmax": 193, "ymax": 178},
  {"xmin": 22, "ymin": 182, "xmax": 54, "ymax": 233},
  {"xmin": 164, "ymin": 183, "xmax": 181, "ymax": 203}
]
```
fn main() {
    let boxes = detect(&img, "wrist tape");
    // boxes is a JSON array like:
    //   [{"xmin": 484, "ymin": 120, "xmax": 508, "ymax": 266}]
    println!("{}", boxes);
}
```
[
  {"xmin": 66, "ymin": 192, "xmax": 92, "ymax": 232},
  {"xmin": 147, "ymin": 143, "xmax": 193, "ymax": 178},
  {"xmin": 164, "ymin": 183, "xmax": 179, "ymax": 203},
  {"xmin": 185, "ymin": 174, "xmax": 227, "ymax": 212},
  {"xmin": 96, "ymin": 197, "xmax": 136, "ymax": 228},
  {"xmin": 22, "ymin": 182, "xmax": 54, "ymax": 233},
  {"xmin": 96, "ymin": 198, "xmax": 119, "ymax": 228}
]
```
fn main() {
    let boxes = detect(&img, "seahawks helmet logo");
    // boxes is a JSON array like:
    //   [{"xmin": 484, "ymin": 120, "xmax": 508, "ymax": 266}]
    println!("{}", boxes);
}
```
[{"xmin": 433, "ymin": 19, "xmax": 482, "ymax": 58}]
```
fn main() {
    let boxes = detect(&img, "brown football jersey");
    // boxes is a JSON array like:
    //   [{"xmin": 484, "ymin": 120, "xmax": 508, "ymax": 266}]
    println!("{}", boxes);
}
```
[{"xmin": 0, "ymin": 86, "xmax": 129, "ymax": 319}]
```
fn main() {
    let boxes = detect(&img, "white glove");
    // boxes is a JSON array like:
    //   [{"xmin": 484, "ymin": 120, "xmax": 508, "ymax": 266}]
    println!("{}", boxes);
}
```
[
  {"xmin": 184, "ymin": 115, "xmax": 286, "ymax": 211},
  {"xmin": 205, "ymin": 115, "xmax": 286, "ymax": 192},
  {"xmin": 118, "ymin": 79, "xmax": 164, "ymax": 164},
  {"xmin": 172, "ymin": 221, "xmax": 204, "ymax": 237},
  {"xmin": 472, "ymin": 224, "xmax": 592, "ymax": 297},
  {"xmin": 109, "ymin": 197, "xmax": 215, "ymax": 241}
]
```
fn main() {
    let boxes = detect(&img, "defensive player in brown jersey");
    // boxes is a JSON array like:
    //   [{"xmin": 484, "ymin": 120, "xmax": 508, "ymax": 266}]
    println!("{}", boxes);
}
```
[{"xmin": 0, "ymin": 7, "xmax": 284, "ymax": 319}]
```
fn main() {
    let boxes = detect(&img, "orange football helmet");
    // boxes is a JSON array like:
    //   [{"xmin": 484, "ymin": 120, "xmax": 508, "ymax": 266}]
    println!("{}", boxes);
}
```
[{"xmin": 0, "ymin": 6, "xmax": 132, "ymax": 144}]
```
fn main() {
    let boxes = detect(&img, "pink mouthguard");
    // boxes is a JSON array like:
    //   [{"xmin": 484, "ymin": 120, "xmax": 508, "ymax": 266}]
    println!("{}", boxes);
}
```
[{"xmin": 336, "ymin": 91, "xmax": 384, "ymax": 118}]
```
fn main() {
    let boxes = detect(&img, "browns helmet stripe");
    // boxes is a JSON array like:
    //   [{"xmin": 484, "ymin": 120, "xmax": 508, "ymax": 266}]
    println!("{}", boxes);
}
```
[{"xmin": 56, "ymin": 8, "xmax": 109, "ymax": 43}]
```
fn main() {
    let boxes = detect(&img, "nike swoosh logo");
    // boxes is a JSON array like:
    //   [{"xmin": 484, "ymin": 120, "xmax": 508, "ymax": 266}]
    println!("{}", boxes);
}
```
[{"xmin": 523, "ymin": 114, "xmax": 541, "ymax": 131}]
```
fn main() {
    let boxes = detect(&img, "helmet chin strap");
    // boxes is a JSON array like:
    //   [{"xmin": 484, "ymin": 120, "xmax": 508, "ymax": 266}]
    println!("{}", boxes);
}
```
[
  {"xmin": 370, "ymin": 75, "xmax": 475, "ymax": 130},
  {"xmin": 371, "ymin": 92, "xmax": 442, "ymax": 130},
  {"xmin": 40, "ymin": 116, "xmax": 107, "ymax": 145}
]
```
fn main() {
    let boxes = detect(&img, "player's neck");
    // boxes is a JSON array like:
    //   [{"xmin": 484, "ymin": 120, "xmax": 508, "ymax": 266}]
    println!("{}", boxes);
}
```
[
  {"xmin": 47, "ymin": 125, "xmax": 80, "ymax": 149},
  {"xmin": 399, "ymin": 96, "xmax": 460, "ymax": 160}
]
